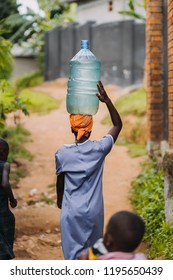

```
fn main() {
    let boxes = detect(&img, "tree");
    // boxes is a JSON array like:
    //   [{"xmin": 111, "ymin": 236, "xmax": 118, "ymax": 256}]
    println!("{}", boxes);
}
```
[
  {"xmin": 119, "ymin": 0, "xmax": 146, "ymax": 21},
  {"xmin": 0, "ymin": 36, "xmax": 13, "ymax": 79},
  {"xmin": 4, "ymin": 0, "xmax": 76, "ymax": 71},
  {"xmin": 0, "ymin": 79, "xmax": 29, "ymax": 129},
  {"xmin": 0, "ymin": 0, "xmax": 26, "ymax": 40},
  {"xmin": 0, "ymin": 25, "xmax": 29, "ymax": 129},
  {"xmin": 0, "ymin": 0, "xmax": 19, "ymax": 21}
]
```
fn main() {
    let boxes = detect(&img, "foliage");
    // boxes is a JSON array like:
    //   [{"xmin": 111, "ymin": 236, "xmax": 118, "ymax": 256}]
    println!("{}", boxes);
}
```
[
  {"xmin": 0, "ymin": 36, "xmax": 13, "ymax": 79},
  {"xmin": 19, "ymin": 89, "xmax": 61, "ymax": 114},
  {"xmin": 0, "ymin": 0, "xmax": 23, "ymax": 40},
  {"xmin": 102, "ymin": 88, "xmax": 146, "ymax": 124},
  {"xmin": 119, "ymin": 0, "xmax": 146, "ymax": 21},
  {"xmin": 0, "ymin": 25, "xmax": 30, "ymax": 128},
  {"xmin": 0, "ymin": 80, "xmax": 29, "ymax": 128},
  {"xmin": 15, "ymin": 72, "xmax": 44, "ymax": 90},
  {"xmin": 125, "ymin": 143, "xmax": 146, "ymax": 157},
  {"xmin": 115, "ymin": 87, "xmax": 146, "ymax": 117},
  {"xmin": 40, "ymin": 192, "xmax": 54, "ymax": 205},
  {"xmin": 4, "ymin": 0, "xmax": 76, "ymax": 72},
  {"xmin": 1, "ymin": 125, "xmax": 32, "ymax": 188},
  {"xmin": 131, "ymin": 160, "xmax": 173, "ymax": 259},
  {"xmin": 0, "ymin": 0, "xmax": 19, "ymax": 20},
  {"xmin": 1, "ymin": 125, "xmax": 32, "ymax": 163},
  {"xmin": 102, "ymin": 87, "xmax": 147, "ymax": 157}
]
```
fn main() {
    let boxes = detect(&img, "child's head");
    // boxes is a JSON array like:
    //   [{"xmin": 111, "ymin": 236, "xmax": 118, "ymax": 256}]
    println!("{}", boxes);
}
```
[
  {"xmin": 0, "ymin": 138, "xmax": 9, "ymax": 161},
  {"xmin": 104, "ymin": 210, "xmax": 145, "ymax": 253}
]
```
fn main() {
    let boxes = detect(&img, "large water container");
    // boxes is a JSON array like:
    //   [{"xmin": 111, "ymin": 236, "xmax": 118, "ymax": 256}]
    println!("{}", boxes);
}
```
[{"xmin": 66, "ymin": 40, "xmax": 101, "ymax": 115}]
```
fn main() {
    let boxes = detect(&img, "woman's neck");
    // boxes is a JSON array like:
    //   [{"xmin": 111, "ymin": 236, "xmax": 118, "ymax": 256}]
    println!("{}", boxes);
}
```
[{"xmin": 75, "ymin": 136, "xmax": 89, "ymax": 143}]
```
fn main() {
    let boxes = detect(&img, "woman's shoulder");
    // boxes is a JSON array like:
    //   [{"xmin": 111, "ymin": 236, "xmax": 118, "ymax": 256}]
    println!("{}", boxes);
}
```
[{"xmin": 55, "ymin": 143, "xmax": 76, "ymax": 156}]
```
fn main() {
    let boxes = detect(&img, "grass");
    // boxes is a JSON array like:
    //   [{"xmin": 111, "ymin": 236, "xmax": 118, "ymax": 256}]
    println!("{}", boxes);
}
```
[
  {"xmin": 19, "ymin": 89, "xmax": 61, "ymax": 114},
  {"xmin": 115, "ymin": 87, "xmax": 146, "ymax": 117},
  {"xmin": 102, "ymin": 87, "xmax": 147, "ymax": 157},
  {"xmin": 126, "ymin": 143, "xmax": 147, "ymax": 157},
  {"xmin": 102, "ymin": 87, "xmax": 146, "ymax": 125},
  {"xmin": 1, "ymin": 125, "xmax": 32, "ymax": 187},
  {"xmin": 40, "ymin": 193, "xmax": 55, "ymax": 205},
  {"xmin": 131, "ymin": 160, "xmax": 173, "ymax": 260},
  {"xmin": 1, "ymin": 125, "xmax": 32, "ymax": 163}
]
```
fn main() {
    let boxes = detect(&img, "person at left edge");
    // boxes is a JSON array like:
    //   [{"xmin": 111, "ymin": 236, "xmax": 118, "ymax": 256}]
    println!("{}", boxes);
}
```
[{"xmin": 0, "ymin": 138, "xmax": 17, "ymax": 260}]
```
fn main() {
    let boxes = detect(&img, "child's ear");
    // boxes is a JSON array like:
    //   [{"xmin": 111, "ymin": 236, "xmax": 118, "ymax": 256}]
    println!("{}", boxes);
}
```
[{"xmin": 104, "ymin": 233, "xmax": 113, "ymax": 249}]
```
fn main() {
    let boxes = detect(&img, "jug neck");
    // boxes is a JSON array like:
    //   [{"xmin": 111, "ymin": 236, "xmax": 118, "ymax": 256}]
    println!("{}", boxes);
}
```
[{"xmin": 81, "ymin": 40, "xmax": 89, "ymax": 49}]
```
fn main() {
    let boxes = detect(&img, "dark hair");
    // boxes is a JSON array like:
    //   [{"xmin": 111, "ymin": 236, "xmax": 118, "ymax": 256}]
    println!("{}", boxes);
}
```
[
  {"xmin": 107, "ymin": 211, "xmax": 145, "ymax": 252},
  {"xmin": 71, "ymin": 128, "xmax": 91, "ymax": 140},
  {"xmin": 0, "ymin": 138, "xmax": 9, "ymax": 158}
]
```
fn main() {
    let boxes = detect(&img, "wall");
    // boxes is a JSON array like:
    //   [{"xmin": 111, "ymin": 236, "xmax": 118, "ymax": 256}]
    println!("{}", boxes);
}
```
[
  {"xmin": 168, "ymin": 0, "xmax": 173, "ymax": 147},
  {"xmin": 145, "ymin": 0, "xmax": 173, "ymax": 224},
  {"xmin": 45, "ymin": 20, "xmax": 146, "ymax": 87},
  {"xmin": 11, "ymin": 56, "xmax": 39, "ymax": 81},
  {"xmin": 163, "ymin": 0, "xmax": 173, "ymax": 224},
  {"xmin": 145, "ymin": 0, "xmax": 168, "ymax": 155}
]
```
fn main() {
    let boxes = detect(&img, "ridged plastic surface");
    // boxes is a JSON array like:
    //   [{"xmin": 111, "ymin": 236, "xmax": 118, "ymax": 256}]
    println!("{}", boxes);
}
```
[{"xmin": 66, "ymin": 40, "xmax": 101, "ymax": 115}]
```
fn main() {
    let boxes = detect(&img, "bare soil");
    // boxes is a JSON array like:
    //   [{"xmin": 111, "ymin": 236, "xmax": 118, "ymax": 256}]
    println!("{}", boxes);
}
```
[{"xmin": 10, "ymin": 79, "xmax": 145, "ymax": 260}]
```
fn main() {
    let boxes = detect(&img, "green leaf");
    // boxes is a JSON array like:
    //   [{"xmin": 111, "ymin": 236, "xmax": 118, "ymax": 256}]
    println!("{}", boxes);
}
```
[{"xmin": 128, "ymin": 0, "xmax": 135, "ymax": 11}]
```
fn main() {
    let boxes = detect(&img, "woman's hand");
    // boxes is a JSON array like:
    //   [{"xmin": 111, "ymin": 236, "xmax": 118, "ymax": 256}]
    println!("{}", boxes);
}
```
[{"xmin": 96, "ymin": 81, "xmax": 110, "ymax": 104}]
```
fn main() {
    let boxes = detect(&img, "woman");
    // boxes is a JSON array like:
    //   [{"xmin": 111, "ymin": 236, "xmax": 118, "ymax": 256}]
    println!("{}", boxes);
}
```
[{"xmin": 55, "ymin": 81, "xmax": 122, "ymax": 259}]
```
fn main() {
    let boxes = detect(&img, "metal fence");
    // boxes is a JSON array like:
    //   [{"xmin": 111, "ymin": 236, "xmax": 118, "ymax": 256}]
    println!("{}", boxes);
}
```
[{"xmin": 44, "ymin": 20, "xmax": 145, "ymax": 87}]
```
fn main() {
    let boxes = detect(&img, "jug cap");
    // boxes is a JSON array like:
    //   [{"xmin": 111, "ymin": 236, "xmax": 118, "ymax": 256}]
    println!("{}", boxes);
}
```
[{"xmin": 81, "ymin": 40, "xmax": 89, "ymax": 49}]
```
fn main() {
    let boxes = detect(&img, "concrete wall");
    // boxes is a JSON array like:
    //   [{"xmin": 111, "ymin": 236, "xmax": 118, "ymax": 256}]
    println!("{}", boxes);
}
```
[
  {"xmin": 45, "ymin": 20, "xmax": 146, "ymax": 87},
  {"xmin": 11, "ymin": 56, "xmax": 39, "ymax": 81}
]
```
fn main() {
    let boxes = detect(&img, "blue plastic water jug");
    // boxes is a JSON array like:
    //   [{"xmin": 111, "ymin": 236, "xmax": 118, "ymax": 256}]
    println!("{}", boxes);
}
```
[{"xmin": 66, "ymin": 40, "xmax": 101, "ymax": 115}]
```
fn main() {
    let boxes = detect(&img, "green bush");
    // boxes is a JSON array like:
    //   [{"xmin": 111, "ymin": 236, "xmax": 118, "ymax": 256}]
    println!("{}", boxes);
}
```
[
  {"xmin": 19, "ymin": 89, "xmax": 61, "ymax": 113},
  {"xmin": 0, "ymin": 79, "xmax": 29, "ymax": 128},
  {"xmin": 115, "ymin": 87, "xmax": 146, "ymax": 116},
  {"xmin": 102, "ymin": 87, "xmax": 146, "ymax": 126},
  {"xmin": 0, "ymin": 36, "xmax": 13, "ymax": 79},
  {"xmin": 1, "ymin": 125, "xmax": 32, "ymax": 163},
  {"xmin": 131, "ymin": 160, "xmax": 173, "ymax": 259},
  {"xmin": 1, "ymin": 125, "xmax": 33, "ymax": 187}
]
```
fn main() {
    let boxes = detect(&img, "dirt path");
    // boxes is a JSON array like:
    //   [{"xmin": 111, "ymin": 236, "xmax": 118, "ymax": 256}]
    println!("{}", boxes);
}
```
[{"xmin": 11, "ymin": 79, "xmax": 144, "ymax": 260}]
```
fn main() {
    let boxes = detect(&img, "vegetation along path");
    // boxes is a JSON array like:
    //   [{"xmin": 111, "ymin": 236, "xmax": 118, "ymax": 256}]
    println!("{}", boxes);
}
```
[{"xmin": 11, "ymin": 79, "xmax": 144, "ymax": 260}]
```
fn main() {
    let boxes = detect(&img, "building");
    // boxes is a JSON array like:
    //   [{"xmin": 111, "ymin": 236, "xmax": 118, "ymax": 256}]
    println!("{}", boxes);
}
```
[{"xmin": 61, "ymin": 0, "xmax": 146, "ymax": 24}]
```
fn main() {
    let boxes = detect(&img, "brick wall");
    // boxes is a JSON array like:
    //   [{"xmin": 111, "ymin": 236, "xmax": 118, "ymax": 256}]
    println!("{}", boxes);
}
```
[
  {"xmin": 146, "ymin": 0, "xmax": 164, "ymax": 148},
  {"xmin": 168, "ymin": 0, "xmax": 173, "ymax": 147}
]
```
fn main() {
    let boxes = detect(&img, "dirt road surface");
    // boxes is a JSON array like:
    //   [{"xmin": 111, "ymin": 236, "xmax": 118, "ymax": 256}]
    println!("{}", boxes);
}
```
[{"xmin": 11, "ymin": 79, "xmax": 144, "ymax": 260}]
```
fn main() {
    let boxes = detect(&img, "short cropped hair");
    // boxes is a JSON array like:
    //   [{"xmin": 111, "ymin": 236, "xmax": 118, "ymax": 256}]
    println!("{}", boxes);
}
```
[{"xmin": 107, "ymin": 211, "xmax": 145, "ymax": 252}]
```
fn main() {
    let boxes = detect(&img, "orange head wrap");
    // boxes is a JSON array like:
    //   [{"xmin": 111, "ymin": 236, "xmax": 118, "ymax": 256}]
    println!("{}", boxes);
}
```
[{"xmin": 69, "ymin": 114, "xmax": 93, "ymax": 140}]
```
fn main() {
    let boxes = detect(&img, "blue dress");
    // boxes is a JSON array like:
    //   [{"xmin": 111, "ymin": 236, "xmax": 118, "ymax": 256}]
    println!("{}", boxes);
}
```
[{"xmin": 55, "ymin": 134, "xmax": 113, "ymax": 260}]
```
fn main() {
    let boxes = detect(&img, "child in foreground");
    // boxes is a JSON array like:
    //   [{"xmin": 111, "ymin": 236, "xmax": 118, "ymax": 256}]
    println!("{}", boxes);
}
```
[
  {"xmin": 0, "ymin": 138, "xmax": 17, "ymax": 260},
  {"xmin": 78, "ymin": 210, "xmax": 147, "ymax": 260}
]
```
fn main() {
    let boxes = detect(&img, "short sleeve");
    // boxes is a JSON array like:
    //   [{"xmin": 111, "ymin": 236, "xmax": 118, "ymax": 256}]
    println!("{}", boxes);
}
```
[
  {"xmin": 99, "ymin": 134, "xmax": 114, "ymax": 155},
  {"xmin": 55, "ymin": 151, "xmax": 62, "ymax": 175}
]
